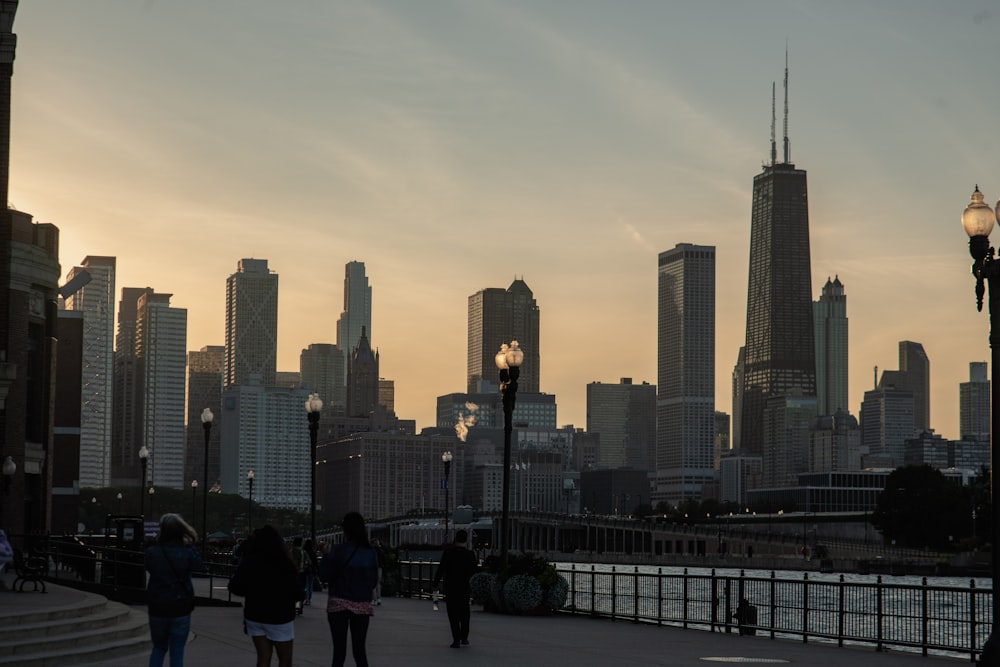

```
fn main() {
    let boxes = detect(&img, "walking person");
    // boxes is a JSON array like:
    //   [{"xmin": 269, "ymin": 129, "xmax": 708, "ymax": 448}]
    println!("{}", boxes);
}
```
[
  {"xmin": 144, "ymin": 513, "xmax": 203, "ymax": 667},
  {"xmin": 228, "ymin": 525, "xmax": 303, "ymax": 667},
  {"xmin": 291, "ymin": 536, "xmax": 307, "ymax": 615},
  {"xmin": 320, "ymin": 512, "xmax": 379, "ymax": 667},
  {"xmin": 431, "ymin": 529, "xmax": 478, "ymax": 648},
  {"xmin": 302, "ymin": 538, "xmax": 319, "ymax": 607}
]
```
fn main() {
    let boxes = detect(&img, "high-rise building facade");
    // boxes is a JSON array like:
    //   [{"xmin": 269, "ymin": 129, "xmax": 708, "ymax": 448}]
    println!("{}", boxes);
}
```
[
  {"xmin": 960, "ymin": 361, "xmax": 990, "ymax": 443},
  {"xmin": 731, "ymin": 347, "xmax": 745, "ymax": 449},
  {"xmin": 347, "ymin": 327, "xmax": 379, "ymax": 418},
  {"xmin": 877, "ymin": 341, "xmax": 930, "ymax": 433},
  {"xmin": 300, "ymin": 343, "xmax": 346, "ymax": 412},
  {"xmin": 136, "ymin": 291, "xmax": 187, "ymax": 489},
  {"xmin": 111, "ymin": 287, "xmax": 148, "ymax": 484},
  {"xmin": 655, "ymin": 243, "xmax": 716, "ymax": 503},
  {"xmin": 740, "ymin": 142, "xmax": 816, "ymax": 457},
  {"xmin": 220, "ymin": 384, "xmax": 312, "ymax": 510},
  {"xmin": 185, "ymin": 345, "xmax": 223, "ymax": 488},
  {"xmin": 336, "ymin": 261, "xmax": 372, "ymax": 389},
  {"xmin": 64, "ymin": 256, "xmax": 116, "ymax": 487},
  {"xmin": 586, "ymin": 378, "xmax": 656, "ymax": 471},
  {"xmin": 813, "ymin": 276, "xmax": 848, "ymax": 416},
  {"xmin": 224, "ymin": 258, "xmax": 278, "ymax": 389},
  {"xmin": 860, "ymin": 385, "xmax": 914, "ymax": 468},
  {"xmin": 467, "ymin": 280, "xmax": 540, "ymax": 394}
]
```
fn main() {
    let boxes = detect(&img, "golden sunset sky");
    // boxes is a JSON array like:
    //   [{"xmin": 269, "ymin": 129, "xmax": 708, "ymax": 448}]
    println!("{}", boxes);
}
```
[{"xmin": 10, "ymin": 2, "xmax": 1000, "ymax": 440}]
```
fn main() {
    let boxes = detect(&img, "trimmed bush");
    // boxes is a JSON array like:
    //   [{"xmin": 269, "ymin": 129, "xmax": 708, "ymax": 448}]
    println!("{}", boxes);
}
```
[
  {"xmin": 469, "ymin": 571, "xmax": 495, "ymax": 605},
  {"xmin": 503, "ymin": 574, "xmax": 543, "ymax": 613},
  {"xmin": 545, "ymin": 574, "xmax": 569, "ymax": 609}
]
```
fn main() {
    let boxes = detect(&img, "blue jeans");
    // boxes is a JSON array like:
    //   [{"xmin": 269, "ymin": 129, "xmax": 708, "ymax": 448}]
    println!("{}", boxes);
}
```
[{"xmin": 148, "ymin": 614, "xmax": 191, "ymax": 667}]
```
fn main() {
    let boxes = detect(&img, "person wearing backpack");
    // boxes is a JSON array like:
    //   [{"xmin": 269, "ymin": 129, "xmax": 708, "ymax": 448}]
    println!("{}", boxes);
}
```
[{"xmin": 144, "ymin": 513, "xmax": 203, "ymax": 667}]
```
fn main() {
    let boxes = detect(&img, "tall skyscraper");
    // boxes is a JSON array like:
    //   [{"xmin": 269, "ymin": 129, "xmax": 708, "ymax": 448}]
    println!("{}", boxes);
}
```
[
  {"xmin": 960, "ymin": 361, "xmax": 990, "ymax": 444},
  {"xmin": 878, "ymin": 341, "xmax": 930, "ymax": 432},
  {"xmin": 655, "ymin": 243, "xmax": 716, "ymax": 503},
  {"xmin": 185, "ymin": 345, "xmax": 223, "ymax": 487},
  {"xmin": 224, "ymin": 258, "xmax": 278, "ymax": 389},
  {"xmin": 300, "ymin": 343, "xmax": 346, "ymax": 412},
  {"xmin": 136, "ymin": 291, "xmax": 187, "ymax": 489},
  {"xmin": 586, "ymin": 378, "xmax": 656, "ymax": 471},
  {"xmin": 732, "ymin": 347, "xmax": 745, "ymax": 449},
  {"xmin": 336, "ymin": 261, "xmax": 372, "ymax": 387},
  {"xmin": 467, "ymin": 279, "xmax": 540, "ymax": 393},
  {"xmin": 64, "ymin": 255, "xmax": 116, "ymax": 487},
  {"xmin": 813, "ymin": 276, "xmax": 848, "ymax": 416},
  {"xmin": 860, "ymin": 384, "xmax": 914, "ymax": 468},
  {"xmin": 347, "ymin": 327, "xmax": 379, "ymax": 418},
  {"xmin": 111, "ymin": 287, "xmax": 147, "ymax": 484},
  {"xmin": 740, "ymin": 62, "xmax": 817, "ymax": 458}
]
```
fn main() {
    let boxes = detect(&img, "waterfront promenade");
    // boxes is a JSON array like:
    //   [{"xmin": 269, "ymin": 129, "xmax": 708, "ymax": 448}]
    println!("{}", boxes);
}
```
[{"xmin": 1, "ymin": 577, "xmax": 966, "ymax": 666}]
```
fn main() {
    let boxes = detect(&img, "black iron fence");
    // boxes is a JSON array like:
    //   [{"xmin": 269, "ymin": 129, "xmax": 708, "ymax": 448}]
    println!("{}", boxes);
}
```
[{"xmin": 557, "ymin": 564, "xmax": 989, "ymax": 662}]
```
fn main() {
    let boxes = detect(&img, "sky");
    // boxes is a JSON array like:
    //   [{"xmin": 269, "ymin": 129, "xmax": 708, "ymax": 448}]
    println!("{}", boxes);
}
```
[{"xmin": 9, "ymin": 1, "xmax": 1000, "ymax": 440}]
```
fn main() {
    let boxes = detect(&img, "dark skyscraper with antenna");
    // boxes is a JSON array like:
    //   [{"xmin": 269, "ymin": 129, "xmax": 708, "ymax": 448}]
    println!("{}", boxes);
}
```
[{"xmin": 740, "ymin": 55, "xmax": 817, "ymax": 460}]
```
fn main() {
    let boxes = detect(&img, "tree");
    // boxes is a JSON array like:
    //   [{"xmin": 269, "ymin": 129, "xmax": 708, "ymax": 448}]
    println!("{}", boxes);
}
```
[{"xmin": 870, "ymin": 465, "xmax": 973, "ymax": 550}]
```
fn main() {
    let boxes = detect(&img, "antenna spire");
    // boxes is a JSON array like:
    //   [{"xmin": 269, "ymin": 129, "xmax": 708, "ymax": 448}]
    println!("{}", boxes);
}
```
[
  {"xmin": 782, "ymin": 46, "xmax": 790, "ymax": 163},
  {"xmin": 770, "ymin": 82, "xmax": 776, "ymax": 166}
]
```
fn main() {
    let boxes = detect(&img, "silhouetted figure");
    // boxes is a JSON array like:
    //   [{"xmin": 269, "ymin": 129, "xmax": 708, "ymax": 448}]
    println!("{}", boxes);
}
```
[
  {"xmin": 432, "ymin": 530, "xmax": 478, "ymax": 648},
  {"xmin": 321, "ymin": 512, "xmax": 379, "ymax": 667},
  {"xmin": 144, "ymin": 513, "xmax": 203, "ymax": 667},
  {"xmin": 734, "ymin": 597, "xmax": 758, "ymax": 636}
]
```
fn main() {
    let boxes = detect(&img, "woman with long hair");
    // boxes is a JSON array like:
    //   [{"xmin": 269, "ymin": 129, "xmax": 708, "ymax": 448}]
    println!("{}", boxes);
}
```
[
  {"xmin": 144, "ymin": 513, "xmax": 203, "ymax": 667},
  {"xmin": 228, "ymin": 525, "xmax": 303, "ymax": 667},
  {"xmin": 320, "ymin": 512, "xmax": 379, "ymax": 667}
]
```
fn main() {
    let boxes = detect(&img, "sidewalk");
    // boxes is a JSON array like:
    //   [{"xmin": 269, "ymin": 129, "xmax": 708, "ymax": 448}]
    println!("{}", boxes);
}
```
[{"xmin": 92, "ymin": 581, "xmax": 962, "ymax": 666}]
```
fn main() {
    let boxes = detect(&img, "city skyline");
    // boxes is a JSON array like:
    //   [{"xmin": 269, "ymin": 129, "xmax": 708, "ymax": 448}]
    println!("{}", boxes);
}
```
[{"xmin": 10, "ymin": 3, "xmax": 1000, "ymax": 439}]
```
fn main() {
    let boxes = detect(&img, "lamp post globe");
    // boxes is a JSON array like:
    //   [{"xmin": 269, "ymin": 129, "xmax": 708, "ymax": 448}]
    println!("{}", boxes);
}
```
[
  {"xmin": 962, "ymin": 185, "xmax": 1000, "ymax": 662},
  {"xmin": 496, "ymin": 340, "xmax": 524, "ymax": 567},
  {"xmin": 191, "ymin": 480, "xmax": 198, "ymax": 520},
  {"xmin": 201, "ymin": 408, "xmax": 214, "ymax": 557},
  {"xmin": 442, "ymin": 451, "xmax": 453, "ymax": 543},
  {"xmin": 305, "ymin": 393, "xmax": 323, "ymax": 546}
]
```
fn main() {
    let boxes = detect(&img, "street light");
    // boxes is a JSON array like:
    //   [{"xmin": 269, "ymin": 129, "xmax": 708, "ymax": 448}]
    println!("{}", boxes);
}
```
[
  {"xmin": 496, "ymin": 340, "xmax": 524, "ymax": 567},
  {"xmin": 191, "ymin": 480, "xmax": 198, "ymax": 520},
  {"xmin": 116, "ymin": 492, "xmax": 123, "ymax": 514},
  {"xmin": 442, "ymin": 451, "xmax": 453, "ymax": 543},
  {"xmin": 201, "ymin": 407, "xmax": 213, "ymax": 558},
  {"xmin": 148, "ymin": 486, "xmax": 155, "ymax": 519},
  {"xmin": 247, "ymin": 470, "xmax": 255, "ymax": 533},
  {"xmin": 305, "ymin": 393, "xmax": 323, "ymax": 546},
  {"xmin": 961, "ymin": 185, "xmax": 1000, "ymax": 660},
  {"xmin": 1, "ymin": 456, "xmax": 14, "ymax": 495},
  {"xmin": 138, "ymin": 445, "xmax": 150, "ymax": 516}
]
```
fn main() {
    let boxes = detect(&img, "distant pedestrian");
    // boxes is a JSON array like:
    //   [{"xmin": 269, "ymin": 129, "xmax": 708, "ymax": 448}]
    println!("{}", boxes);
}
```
[
  {"xmin": 291, "ymin": 536, "xmax": 307, "ymax": 615},
  {"xmin": 734, "ymin": 597, "xmax": 758, "ymax": 636},
  {"xmin": 321, "ymin": 512, "xmax": 379, "ymax": 667},
  {"xmin": 302, "ymin": 538, "xmax": 319, "ymax": 606},
  {"xmin": 371, "ymin": 539, "xmax": 385, "ymax": 605},
  {"xmin": 432, "ymin": 529, "xmax": 478, "ymax": 648},
  {"xmin": 144, "ymin": 513, "xmax": 203, "ymax": 667},
  {"xmin": 228, "ymin": 525, "xmax": 303, "ymax": 667}
]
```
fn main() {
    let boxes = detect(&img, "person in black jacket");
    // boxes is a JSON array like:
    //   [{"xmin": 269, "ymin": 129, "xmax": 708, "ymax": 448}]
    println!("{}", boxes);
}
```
[
  {"xmin": 228, "ymin": 525, "xmax": 303, "ymax": 667},
  {"xmin": 432, "ymin": 530, "xmax": 478, "ymax": 648},
  {"xmin": 144, "ymin": 513, "xmax": 203, "ymax": 667}
]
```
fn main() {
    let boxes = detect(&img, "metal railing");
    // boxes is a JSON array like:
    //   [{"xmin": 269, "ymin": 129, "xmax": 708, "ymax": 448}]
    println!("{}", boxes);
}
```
[{"xmin": 557, "ymin": 565, "xmax": 989, "ymax": 662}]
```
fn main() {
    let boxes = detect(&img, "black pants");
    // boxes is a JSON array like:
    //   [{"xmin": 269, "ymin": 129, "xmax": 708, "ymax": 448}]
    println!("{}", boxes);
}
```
[
  {"xmin": 328, "ymin": 610, "xmax": 370, "ymax": 667},
  {"xmin": 445, "ymin": 593, "xmax": 470, "ymax": 643}
]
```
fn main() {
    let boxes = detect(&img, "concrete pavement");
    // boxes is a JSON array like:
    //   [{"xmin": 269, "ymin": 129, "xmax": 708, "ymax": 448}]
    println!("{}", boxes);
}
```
[{"xmin": 106, "ymin": 583, "xmax": 963, "ymax": 666}]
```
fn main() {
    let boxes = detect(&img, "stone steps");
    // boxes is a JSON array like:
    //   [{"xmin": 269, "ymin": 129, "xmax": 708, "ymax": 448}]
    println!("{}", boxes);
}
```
[{"xmin": 0, "ymin": 589, "xmax": 150, "ymax": 666}]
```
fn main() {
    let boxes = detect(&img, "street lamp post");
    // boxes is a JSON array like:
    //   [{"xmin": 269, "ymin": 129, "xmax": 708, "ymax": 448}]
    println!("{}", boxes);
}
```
[
  {"xmin": 148, "ymin": 486, "xmax": 155, "ymax": 519},
  {"xmin": 191, "ymin": 480, "xmax": 198, "ymax": 521},
  {"xmin": 116, "ymin": 492, "xmax": 123, "ymax": 514},
  {"xmin": 496, "ymin": 340, "xmax": 524, "ymax": 567},
  {"xmin": 201, "ymin": 408, "xmax": 213, "ymax": 558},
  {"xmin": 961, "ymin": 185, "xmax": 1000, "ymax": 660},
  {"xmin": 246, "ymin": 470, "xmax": 255, "ymax": 533},
  {"xmin": 305, "ymin": 394, "xmax": 323, "ymax": 546},
  {"xmin": 442, "ymin": 451, "xmax": 453, "ymax": 543},
  {"xmin": 138, "ymin": 445, "xmax": 149, "ymax": 516}
]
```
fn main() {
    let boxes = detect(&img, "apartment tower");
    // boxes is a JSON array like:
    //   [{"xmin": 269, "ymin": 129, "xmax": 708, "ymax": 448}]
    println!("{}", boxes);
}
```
[
  {"xmin": 64, "ymin": 255, "xmax": 116, "ymax": 487},
  {"xmin": 656, "ymin": 243, "xmax": 716, "ymax": 503}
]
